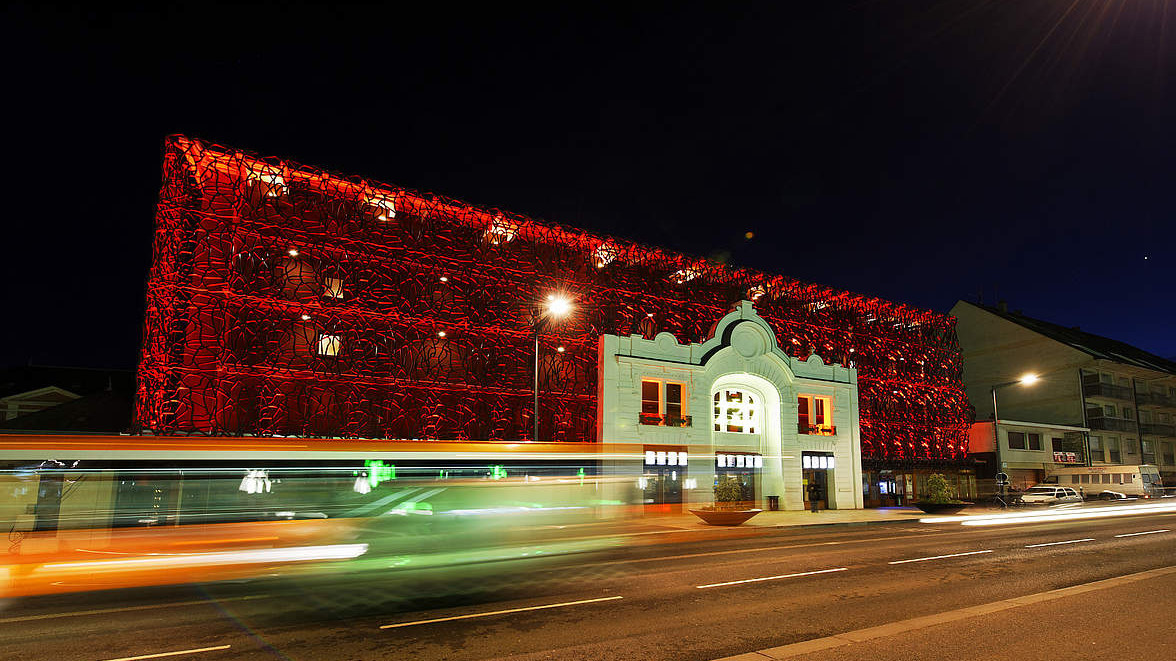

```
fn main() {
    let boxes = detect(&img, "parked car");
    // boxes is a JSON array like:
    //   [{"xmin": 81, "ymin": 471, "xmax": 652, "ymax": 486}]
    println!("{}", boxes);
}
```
[
  {"xmin": 1093, "ymin": 490, "xmax": 1128, "ymax": 501},
  {"xmin": 1020, "ymin": 486, "xmax": 1083, "ymax": 505}
]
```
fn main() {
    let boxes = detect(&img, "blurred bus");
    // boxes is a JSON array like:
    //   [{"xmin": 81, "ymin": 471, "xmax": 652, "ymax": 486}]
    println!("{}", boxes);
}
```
[
  {"xmin": 0, "ymin": 435, "xmax": 680, "ymax": 599},
  {"xmin": 1042, "ymin": 464, "xmax": 1162, "ymax": 498}
]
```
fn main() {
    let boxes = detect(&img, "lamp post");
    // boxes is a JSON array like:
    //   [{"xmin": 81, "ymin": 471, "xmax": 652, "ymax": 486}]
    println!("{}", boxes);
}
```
[
  {"xmin": 533, "ymin": 294, "xmax": 573, "ymax": 442},
  {"xmin": 991, "ymin": 373, "xmax": 1039, "ymax": 497}
]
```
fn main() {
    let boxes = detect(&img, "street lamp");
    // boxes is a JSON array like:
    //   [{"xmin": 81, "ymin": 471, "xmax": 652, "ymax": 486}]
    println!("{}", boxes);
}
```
[
  {"xmin": 533, "ymin": 293, "xmax": 573, "ymax": 442},
  {"xmin": 991, "ymin": 373, "xmax": 1039, "ymax": 498}
]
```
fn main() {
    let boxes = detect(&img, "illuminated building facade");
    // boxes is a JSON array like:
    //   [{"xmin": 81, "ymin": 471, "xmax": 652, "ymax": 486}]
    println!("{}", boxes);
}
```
[{"xmin": 136, "ymin": 136, "xmax": 974, "ymax": 508}]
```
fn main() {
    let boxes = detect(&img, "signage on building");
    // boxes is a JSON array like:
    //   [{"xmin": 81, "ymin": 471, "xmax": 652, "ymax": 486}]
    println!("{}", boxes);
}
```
[{"xmin": 1053, "ymin": 451, "xmax": 1080, "ymax": 464}]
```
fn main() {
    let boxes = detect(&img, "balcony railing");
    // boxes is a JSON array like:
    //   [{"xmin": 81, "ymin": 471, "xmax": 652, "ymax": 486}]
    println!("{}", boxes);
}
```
[
  {"xmin": 1087, "ymin": 416, "xmax": 1137, "ymax": 433},
  {"xmin": 1141, "ymin": 422, "xmax": 1176, "ymax": 438},
  {"xmin": 798, "ymin": 423, "xmax": 837, "ymax": 436},
  {"xmin": 1136, "ymin": 391, "xmax": 1176, "ymax": 408},
  {"xmin": 639, "ymin": 412, "xmax": 692, "ymax": 428},
  {"xmin": 1083, "ymin": 382, "xmax": 1134, "ymax": 401}
]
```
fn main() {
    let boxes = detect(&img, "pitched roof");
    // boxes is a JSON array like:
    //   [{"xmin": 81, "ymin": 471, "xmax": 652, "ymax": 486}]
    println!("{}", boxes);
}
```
[
  {"xmin": 957, "ymin": 301, "xmax": 1176, "ymax": 375},
  {"xmin": 0, "ymin": 365, "xmax": 134, "ymax": 399}
]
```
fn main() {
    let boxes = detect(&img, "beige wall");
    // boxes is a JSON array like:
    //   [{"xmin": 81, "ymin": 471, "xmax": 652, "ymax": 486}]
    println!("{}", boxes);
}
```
[{"xmin": 951, "ymin": 302, "xmax": 1090, "ymax": 426}]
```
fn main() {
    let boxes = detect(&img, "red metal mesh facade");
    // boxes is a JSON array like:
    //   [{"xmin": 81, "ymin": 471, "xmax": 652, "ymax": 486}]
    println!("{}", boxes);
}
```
[{"xmin": 136, "ymin": 136, "xmax": 973, "ymax": 463}]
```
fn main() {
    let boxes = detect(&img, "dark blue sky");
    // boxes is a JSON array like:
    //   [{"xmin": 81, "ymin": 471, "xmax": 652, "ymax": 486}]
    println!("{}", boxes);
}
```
[{"xmin": 2, "ymin": 2, "xmax": 1172, "ymax": 369}]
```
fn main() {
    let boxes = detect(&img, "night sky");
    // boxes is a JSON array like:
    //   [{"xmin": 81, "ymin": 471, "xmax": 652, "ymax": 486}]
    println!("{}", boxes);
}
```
[{"xmin": 2, "ymin": 2, "xmax": 1172, "ymax": 370}]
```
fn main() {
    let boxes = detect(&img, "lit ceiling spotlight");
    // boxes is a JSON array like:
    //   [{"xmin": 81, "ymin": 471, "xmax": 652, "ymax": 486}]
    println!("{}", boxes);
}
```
[
  {"xmin": 557, "ymin": 346, "xmax": 565, "ymax": 353},
  {"xmin": 545, "ymin": 294, "xmax": 573, "ymax": 318},
  {"xmin": 300, "ymin": 314, "xmax": 311, "ymax": 321},
  {"xmin": 1020, "ymin": 373, "xmax": 1039, "ymax": 385},
  {"xmin": 646, "ymin": 313, "xmax": 655, "ymax": 318},
  {"xmin": 439, "ymin": 276, "xmax": 449, "ymax": 283},
  {"xmin": 437, "ymin": 331, "xmax": 447, "ymax": 338},
  {"xmin": 288, "ymin": 248, "xmax": 299, "ymax": 257}
]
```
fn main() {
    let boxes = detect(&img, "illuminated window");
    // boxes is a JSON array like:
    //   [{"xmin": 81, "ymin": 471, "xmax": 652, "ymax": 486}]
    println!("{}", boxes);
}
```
[
  {"xmin": 641, "ymin": 380, "xmax": 689, "ymax": 426},
  {"xmin": 593, "ymin": 243, "xmax": 618, "ymax": 268},
  {"xmin": 485, "ymin": 216, "xmax": 517, "ymax": 245},
  {"xmin": 797, "ymin": 394, "xmax": 833, "ymax": 435},
  {"xmin": 366, "ymin": 193, "xmax": 396, "ymax": 220},
  {"xmin": 317, "ymin": 334, "xmax": 342, "ymax": 357},
  {"xmin": 250, "ymin": 166, "xmax": 286, "ymax": 198},
  {"xmin": 323, "ymin": 277, "xmax": 345, "ymax": 299},
  {"xmin": 713, "ymin": 389, "xmax": 758, "ymax": 434}
]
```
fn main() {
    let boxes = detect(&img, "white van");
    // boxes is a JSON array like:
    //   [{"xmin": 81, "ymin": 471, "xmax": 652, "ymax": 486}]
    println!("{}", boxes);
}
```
[{"xmin": 1042, "ymin": 465, "xmax": 1162, "ymax": 498}]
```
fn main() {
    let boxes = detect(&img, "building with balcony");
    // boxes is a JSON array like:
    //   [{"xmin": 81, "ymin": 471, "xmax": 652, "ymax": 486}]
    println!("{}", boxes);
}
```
[
  {"xmin": 135, "ymin": 136, "xmax": 975, "ymax": 511},
  {"xmin": 952, "ymin": 300, "xmax": 1176, "ymax": 485}
]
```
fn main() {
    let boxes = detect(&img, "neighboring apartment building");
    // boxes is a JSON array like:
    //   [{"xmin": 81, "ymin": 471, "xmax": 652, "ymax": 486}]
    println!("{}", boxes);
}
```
[
  {"xmin": 952, "ymin": 300, "xmax": 1176, "ymax": 486},
  {"xmin": 134, "ymin": 136, "xmax": 975, "ymax": 510}
]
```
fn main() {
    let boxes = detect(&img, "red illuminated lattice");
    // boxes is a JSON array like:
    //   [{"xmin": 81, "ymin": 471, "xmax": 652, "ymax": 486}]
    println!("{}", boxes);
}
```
[{"xmin": 136, "ymin": 136, "xmax": 974, "ymax": 462}]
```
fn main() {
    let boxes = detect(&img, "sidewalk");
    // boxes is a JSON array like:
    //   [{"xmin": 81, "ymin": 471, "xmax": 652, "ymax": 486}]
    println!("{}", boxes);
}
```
[{"xmin": 714, "ymin": 566, "xmax": 1176, "ymax": 660}]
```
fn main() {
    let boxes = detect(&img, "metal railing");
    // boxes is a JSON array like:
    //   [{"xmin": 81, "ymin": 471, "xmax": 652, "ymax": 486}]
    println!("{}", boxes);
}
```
[
  {"xmin": 1086, "ymin": 416, "xmax": 1137, "ymax": 433},
  {"xmin": 798, "ymin": 423, "xmax": 837, "ymax": 436},
  {"xmin": 1082, "ymin": 382, "xmax": 1135, "ymax": 400},
  {"xmin": 1141, "ymin": 422, "xmax": 1176, "ymax": 438},
  {"xmin": 638, "ymin": 413, "xmax": 692, "ymax": 428},
  {"xmin": 1136, "ymin": 391, "xmax": 1176, "ymax": 408}
]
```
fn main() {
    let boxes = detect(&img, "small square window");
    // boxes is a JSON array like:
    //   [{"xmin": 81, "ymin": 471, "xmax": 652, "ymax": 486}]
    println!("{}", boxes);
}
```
[
  {"xmin": 1007, "ymin": 431, "xmax": 1027, "ymax": 450},
  {"xmin": 317, "ymin": 334, "xmax": 342, "ymax": 357},
  {"xmin": 324, "ymin": 277, "xmax": 345, "ymax": 299}
]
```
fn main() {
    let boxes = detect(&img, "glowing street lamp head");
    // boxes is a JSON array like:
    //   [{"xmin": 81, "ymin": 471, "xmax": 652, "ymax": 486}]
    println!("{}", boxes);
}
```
[
  {"xmin": 545, "ymin": 294, "xmax": 573, "ymax": 318},
  {"xmin": 1020, "ymin": 373, "xmax": 1039, "ymax": 385}
]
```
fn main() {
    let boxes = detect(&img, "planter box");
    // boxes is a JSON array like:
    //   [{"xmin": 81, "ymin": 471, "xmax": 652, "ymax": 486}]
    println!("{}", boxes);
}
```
[
  {"xmin": 689, "ymin": 508, "xmax": 763, "ymax": 526},
  {"xmin": 914, "ymin": 502, "xmax": 971, "ymax": 515}
]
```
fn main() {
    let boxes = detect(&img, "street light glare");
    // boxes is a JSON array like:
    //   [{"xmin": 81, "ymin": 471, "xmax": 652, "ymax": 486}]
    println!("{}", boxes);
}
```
[
  {"xmin": 1020, "ymin": 373, "xmax": 1039, "ymax": 385},
  {"xmin": 546, "ymin": 295, "xmax": 573, "ymax": 317}
]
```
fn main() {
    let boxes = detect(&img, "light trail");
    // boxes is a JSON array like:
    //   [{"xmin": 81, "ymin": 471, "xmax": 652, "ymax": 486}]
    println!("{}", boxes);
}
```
[
  {"xmin": 1025, "ymin": 538, "xmax": 1095, "ymax": 548},
  {"xmin": 696, "ymin": 567, "xmax": 848, "ymax": 589},
  {"xmin": 42, "ymin": 543, "xmax": 368, "ymax": 571},
  {"xmin": 923, "ymin": 500, "xmax": 1176, "ymax": 527},
  {"xmin": 888, "ymin": 550, "xmax": 993, "ymax": 564},
  {"xmin": 379, "ymin": 595, "xmax": 623, "ymax": 629},
  {"xmin": 100, "ymin": 645, "xmax": 231, "ymax": 661}
]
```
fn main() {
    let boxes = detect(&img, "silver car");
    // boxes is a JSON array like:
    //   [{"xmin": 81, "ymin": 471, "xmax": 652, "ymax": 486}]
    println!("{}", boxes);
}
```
[{"xmin": 1020, "ymin": 486, "xmax": 1084, "ymax": 505}]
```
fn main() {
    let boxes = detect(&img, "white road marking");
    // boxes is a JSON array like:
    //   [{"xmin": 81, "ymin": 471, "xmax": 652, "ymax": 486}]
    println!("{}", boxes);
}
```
[
  {"xmin": 379, "ymin": 595, "xmax": 623, "ymax": 629},
  {"xmin": 100, "ymin": 645, "xmax": 231, "ymax": 661},
  {"xmin": 888, "ymin": 549, "xmax": 993, "ymax": 564},
  {"xmin": 0, "ymin": 595, "xmax": 268, "ymax": 625},
  {"xmin": 1025, "ymin": 538, "xmax": 1095, "ymax": 548},
  {"xmin": 1115, "ymin": 529, "xmax": 1169, "ymax": 538},
  {"xmin": 696, "ymin": 567, "xmax": 848, "ymax": 589}
]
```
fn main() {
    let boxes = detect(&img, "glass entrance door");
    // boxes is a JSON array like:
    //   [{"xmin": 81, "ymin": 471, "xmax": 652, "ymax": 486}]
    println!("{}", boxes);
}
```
[{"xmin": 802, "ymin": 452, "xmax": 834, "ymax": 509}]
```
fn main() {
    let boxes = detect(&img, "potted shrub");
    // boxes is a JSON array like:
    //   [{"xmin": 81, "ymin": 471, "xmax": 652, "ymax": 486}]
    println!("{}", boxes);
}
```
[
  {"xmin": 690, "ymin": 476, "xmax": 763, "ymax": 525},
  {"xmin": 915, "ymin": 473, "xmax": 971, "ymax": 514}
]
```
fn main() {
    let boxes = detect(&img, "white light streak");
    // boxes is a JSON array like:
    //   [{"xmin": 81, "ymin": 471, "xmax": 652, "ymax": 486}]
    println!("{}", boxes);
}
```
[
  {"xmin": 888, "ymin": 550, "xmax": 993, "ymax": 565},
  {"xmin": 696, "ymin": 567, "xmax": 848, "ymax": 589},
  {"xmin": 933, "ymin": 500, "xmax": 1176, "ymax": 527},
  {"xmin": 1025, "ymin": 538, "xmax": 1094, "ymax": 548},
  {"xmin": 44, "ymin": 544, "xmax": 368, "ymax": 571}
]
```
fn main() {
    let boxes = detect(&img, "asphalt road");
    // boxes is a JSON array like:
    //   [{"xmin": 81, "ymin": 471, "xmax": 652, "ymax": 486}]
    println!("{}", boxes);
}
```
[{"xmin": 3, "ymin": 506, "xmax": 1175, "ymax": 661}]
